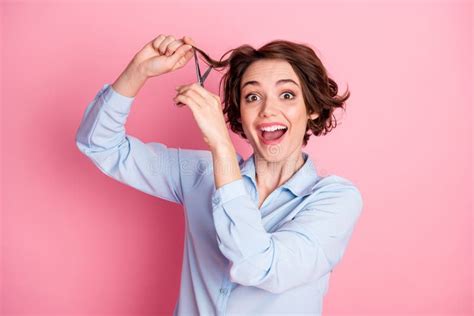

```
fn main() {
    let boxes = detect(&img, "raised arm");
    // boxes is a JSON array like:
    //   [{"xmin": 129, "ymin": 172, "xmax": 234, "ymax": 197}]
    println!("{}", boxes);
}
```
[
  {"xmin": 76, "ymin": 83, "xmax": 188, "ymax": 203},
  {"xmin": 75, "ymin": 34, "xmax": 197, "ymax": 204}
]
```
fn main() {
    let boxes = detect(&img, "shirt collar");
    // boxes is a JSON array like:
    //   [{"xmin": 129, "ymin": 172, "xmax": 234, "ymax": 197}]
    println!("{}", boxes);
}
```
[{"xmin": 238, "ymin": 151, "xmax": 319, "ymax": 197}]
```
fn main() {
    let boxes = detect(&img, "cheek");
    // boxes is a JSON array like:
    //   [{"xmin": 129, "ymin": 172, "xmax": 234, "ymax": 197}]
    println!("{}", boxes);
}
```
[
  {"xmin": 287, "ymin": 107, "xmax": 306, "ymax": 125},
  {"xmin": 239, "ymin": 109, "xmax": 253, "ymax": 127},
  {"xmin": 287, "ymin": 108, "xmax": 310, "ymax": 136}
]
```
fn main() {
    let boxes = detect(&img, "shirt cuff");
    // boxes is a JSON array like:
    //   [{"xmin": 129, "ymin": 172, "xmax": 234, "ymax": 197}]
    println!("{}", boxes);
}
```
[
  {"xmin": 211, "ymin": 178, "xmax": 249, "ymax": 207},
  {"xmin": 101, "ymin": 83, "xmax": 135, "ymax": 113}
]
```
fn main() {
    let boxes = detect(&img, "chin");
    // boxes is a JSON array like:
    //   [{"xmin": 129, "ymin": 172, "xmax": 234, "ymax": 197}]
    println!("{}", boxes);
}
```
[{"xmin": 254, "ymin": 145, "xmax": 288, "ymax": 162}]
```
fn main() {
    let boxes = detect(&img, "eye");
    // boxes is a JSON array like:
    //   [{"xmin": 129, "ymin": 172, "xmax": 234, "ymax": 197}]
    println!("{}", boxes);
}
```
[
  {"xmin": 244, "ymin": 93, "xmax": 260, "ymax": 103},
  {"xmin": 281, "ymin": 91, "xmax": 296, "ymax": 100},
  {"xmin": 244, "ymin": 91, "xmax": 296, "ymax": 103}
]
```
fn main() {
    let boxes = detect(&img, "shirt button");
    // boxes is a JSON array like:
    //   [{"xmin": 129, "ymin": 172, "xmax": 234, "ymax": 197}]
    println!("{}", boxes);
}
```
[
  {"xmin": 219, "ymin": 288, "xmax": 228, "ymax": 294},
  {"xmin": 212, "ymin": 195, "xmax": 221, "ymax": 204}
]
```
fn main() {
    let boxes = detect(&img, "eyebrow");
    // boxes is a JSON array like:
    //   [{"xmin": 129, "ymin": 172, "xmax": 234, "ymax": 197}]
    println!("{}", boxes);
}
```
[{"xmin": 241, "ymin": 79, "xmax": 299, "ymax": 90}]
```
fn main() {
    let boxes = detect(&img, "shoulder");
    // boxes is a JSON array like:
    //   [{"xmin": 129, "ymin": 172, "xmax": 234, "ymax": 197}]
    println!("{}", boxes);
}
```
[
  {"xmin": 306, "ymin": 174, "xmax": 364, "ymax": 214},
  {"xmin": 313, "ymin": 174, "xmax": 361, "ymax": 194}
]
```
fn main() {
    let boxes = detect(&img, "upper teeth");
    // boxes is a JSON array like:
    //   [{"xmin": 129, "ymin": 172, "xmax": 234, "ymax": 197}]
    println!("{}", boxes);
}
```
[{"xmin": 260, "ymin": 125, "xmax": 287, "ymax": 132}]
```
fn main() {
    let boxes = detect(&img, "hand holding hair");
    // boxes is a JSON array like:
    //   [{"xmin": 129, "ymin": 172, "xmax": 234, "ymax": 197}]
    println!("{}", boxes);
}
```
[
  {"xmin": 111, "ymin": 34, "xmax": 195, "ymax": 97},
  {"xmin": 134, "ymin": 34, "xmax": 196, "ymax": 78},
  {"xmin": 174, "ymin": 83, "xmax": 233, "ymax": 150}
]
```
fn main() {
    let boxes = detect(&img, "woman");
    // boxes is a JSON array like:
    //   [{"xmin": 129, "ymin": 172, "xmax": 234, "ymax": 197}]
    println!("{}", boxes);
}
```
[{"xmin": 76, "ymin": 34, "xmax": 363, "ymax": 315}]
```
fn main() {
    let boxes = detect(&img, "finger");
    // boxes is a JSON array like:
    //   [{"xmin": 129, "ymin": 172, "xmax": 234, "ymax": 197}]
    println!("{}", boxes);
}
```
[
  {"xmin": 178, "ymin": 89, "xmax": 208, "ymax": 109},
  {"xmin": 183, "ymin": 45, "xmax": 196, "ymax": 62},
  {"xmin": 174, "ymin": 93, "xmax": 201, "ymax": 113},
  {"xmin": 184, "ymin": 48, "xmax": 194, "ymax": 60},
  {"xmin": 177, "ymin": 84, "xmax": 217, "ymax": 107},
  {"xmin": 182, "ymin": 36, "xmax": 196, "ymax": 47},
  {"xmin": 211, "ymin": 93, "xmax": 222, "ymax": 106},
  {"xmin": 175, "ymin": 101, "xmax": 187, "ymax": 108},
  {"xmin": 158, "ymin": 35, "xmax": 175, "ymax": 55},
  {"xmin": 165, "ymin": 39, "xmax": 184, "ymax": 56},
  {"xmin": 175, "ymin": 47, "xmax": 194, "ymax": 67},
  {"xmin": 151, "ymin": 34, "xmax": 167, "ymax": 51},
  {"xmin": 169, "ymin": 44, "xmax": 193, "ymax": 66}
]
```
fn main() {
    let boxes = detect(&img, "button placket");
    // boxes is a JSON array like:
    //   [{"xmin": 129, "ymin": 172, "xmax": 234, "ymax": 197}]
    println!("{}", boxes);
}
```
[
  {"xmin": 219, "ymin": 288, "xmax": 228, "ymax": 294},
  {"xmin": 216, "ymin": 273, "xmax": 232, "ymax": 315},
  {"xmin": 212, "ymin": 195, "xmax": 221, "ymax": 204}
]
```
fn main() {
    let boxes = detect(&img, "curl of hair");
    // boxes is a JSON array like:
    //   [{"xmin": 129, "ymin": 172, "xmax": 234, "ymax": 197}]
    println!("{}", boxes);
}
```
[{"xmin": 190, "ymin": 40, "xmax": 350, "ymax": 146}]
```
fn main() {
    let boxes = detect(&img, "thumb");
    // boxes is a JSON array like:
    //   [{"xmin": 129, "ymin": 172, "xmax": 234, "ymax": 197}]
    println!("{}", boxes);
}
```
[
  {"xmin": 169, "ymin": 44, "xmax": 193, "ymax": 64},
  {"xmin": 183, "ymin": 36, "xmax": 196, "ymax": 46}
]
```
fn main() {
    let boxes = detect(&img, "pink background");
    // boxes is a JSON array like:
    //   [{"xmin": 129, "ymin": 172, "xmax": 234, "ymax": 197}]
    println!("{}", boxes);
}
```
[{"xmin": 1, "ymin": 0, "xmax": 472, "ymax": 315}]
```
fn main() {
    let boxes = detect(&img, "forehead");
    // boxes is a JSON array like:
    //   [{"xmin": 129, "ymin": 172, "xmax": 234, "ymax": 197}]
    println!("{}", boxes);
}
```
[{"xmin": 240, "ymin": 59, "xmax": 300, "ymax": 89}]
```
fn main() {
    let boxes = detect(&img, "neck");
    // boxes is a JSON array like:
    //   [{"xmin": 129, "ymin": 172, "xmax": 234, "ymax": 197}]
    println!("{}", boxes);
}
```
[{"xmin": 254, "ymin": 150, "xmax": 305, "ymax": 192}]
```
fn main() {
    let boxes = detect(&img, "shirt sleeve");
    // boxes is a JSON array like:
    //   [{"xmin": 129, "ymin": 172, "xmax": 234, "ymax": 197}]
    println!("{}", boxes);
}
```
[
  {"xmin": 211, "ymin": 176, "xmax": 363, "ymax": 294},
  {"xmin": 75, "ymin": 83, "xmax": 184, "ymax": 205}
]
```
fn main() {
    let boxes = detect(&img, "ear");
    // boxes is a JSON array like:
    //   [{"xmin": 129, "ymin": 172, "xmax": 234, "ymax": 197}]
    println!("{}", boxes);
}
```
[{"xmin": 309, "ymin": 112, "xmax": 319, "ymax": 120}]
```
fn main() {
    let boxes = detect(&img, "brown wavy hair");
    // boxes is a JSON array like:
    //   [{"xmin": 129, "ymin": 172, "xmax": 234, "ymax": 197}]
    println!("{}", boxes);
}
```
[{"xmin": 191, "ymin": 40, "xmax": 350, "ymax": 146}]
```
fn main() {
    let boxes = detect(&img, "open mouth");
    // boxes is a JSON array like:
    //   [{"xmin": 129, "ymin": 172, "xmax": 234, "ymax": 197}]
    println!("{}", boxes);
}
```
[{"xmin": 259, "ymin": 127, "xmax": 288, "ymax": 144}]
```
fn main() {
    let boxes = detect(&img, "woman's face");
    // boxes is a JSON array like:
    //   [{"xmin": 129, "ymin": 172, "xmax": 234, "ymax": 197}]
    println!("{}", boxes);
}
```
[{"xmin": 239, "ymin": 59, "xmax": 319, "ymax": 162}]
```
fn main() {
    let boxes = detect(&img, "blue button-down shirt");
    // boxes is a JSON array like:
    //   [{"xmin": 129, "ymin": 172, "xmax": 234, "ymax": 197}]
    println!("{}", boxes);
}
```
[{"xmin": 75, "ymin": 83, "xmax": 364, "ymax": 316}]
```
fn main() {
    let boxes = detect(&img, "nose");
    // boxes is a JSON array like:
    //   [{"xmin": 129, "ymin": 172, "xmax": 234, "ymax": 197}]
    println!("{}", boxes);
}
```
[{"xmin": 258, "ymin": 97, "xmax": 279, "ymax": 118}]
